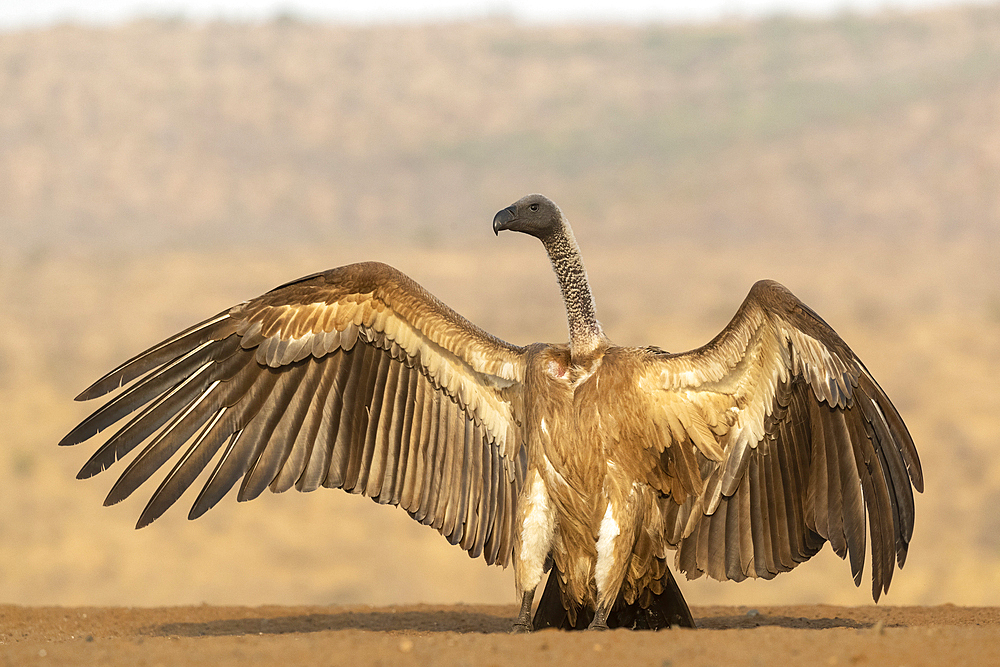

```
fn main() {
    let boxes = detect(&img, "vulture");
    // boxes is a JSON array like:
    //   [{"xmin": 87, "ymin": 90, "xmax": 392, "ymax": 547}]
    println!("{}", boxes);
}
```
[{"xmin": 61, "ymin": 194, "xmax": 923, "ymax": 631}]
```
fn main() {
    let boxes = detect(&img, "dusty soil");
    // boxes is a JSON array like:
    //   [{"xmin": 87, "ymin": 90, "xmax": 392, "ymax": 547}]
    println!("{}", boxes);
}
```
[{"xmin": 2, "ymin": 604, "xmax": 997, "ymax": 666}]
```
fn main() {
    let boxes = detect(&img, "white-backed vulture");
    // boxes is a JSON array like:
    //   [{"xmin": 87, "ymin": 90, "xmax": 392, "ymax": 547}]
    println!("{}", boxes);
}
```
[{"xmin": 61, "ymin": 194, "xmax": 923, "ymax": 631}]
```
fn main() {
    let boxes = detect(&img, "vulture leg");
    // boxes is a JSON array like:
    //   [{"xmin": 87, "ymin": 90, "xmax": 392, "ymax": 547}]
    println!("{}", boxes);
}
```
[
  {"xmin": 588, "ymin": 604, "xmax": 611, "ymax": 631},
  {"xmin": 512, "ymin": 588, "xmax": 537, "ymax": 633}
]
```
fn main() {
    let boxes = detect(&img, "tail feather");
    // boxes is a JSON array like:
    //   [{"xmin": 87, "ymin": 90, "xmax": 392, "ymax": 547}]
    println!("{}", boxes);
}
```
[{"xmin": 532, "ymin": 567, "xmax": 695, "ymax": 631}]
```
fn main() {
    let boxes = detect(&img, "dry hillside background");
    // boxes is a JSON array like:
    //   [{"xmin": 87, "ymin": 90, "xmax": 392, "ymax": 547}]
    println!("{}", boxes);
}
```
[{"xmin": 1, "ymin": 4, "xmax": 1000, "ymax": 615}]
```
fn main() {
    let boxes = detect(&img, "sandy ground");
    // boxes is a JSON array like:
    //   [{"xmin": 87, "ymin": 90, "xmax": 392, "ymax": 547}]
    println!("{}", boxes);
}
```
[{"xmin": 2, "ymin": 604, "xmax": 998, "ymax": 666}]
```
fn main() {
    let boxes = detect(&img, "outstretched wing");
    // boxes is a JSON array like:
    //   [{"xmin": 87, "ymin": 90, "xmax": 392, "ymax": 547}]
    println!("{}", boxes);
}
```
[
  {"xmin": 61, "ymin": 261, "xmax": 528, "ymax": 566},
  {"xmin": 638, "ymin": 279, "xmax": 922, "ymax": 600}
]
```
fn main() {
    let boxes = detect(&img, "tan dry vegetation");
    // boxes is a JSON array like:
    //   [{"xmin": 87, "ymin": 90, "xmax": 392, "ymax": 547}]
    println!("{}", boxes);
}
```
[{"xmin": 1, "ymin": 5, "xmax": 999, "ymax": 616}]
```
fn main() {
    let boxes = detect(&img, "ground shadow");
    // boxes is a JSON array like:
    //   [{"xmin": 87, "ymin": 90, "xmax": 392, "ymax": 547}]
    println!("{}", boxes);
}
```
[
  {"xmin": 153, "ymin": 608, "xmax": 872, "ymax": 637},
  {"xmin": 697, "ymin": 614, "xmax": 870, "ymax": 630},
  {"xmin": 153, "ymin": 609, "xmax": 513, "ymax": 637}
]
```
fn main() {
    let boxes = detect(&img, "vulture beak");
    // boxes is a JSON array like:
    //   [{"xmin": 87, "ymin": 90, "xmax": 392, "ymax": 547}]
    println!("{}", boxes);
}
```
[{"xmin": 493, "ymin": 205, "xmax": 517, "ymax": 235}]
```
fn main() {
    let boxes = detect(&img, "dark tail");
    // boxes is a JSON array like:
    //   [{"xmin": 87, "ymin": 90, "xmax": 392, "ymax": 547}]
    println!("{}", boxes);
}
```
[{"xmin": 532, "ymin": 567, "xmax": 696, "ymax": 631}]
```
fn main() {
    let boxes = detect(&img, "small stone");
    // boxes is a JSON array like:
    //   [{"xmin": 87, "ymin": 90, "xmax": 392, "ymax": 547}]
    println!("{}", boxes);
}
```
[
  {"xmin": 746, "ymin": 609, "xmax": 760, "ymax": 617},
  {"xmin": 38, "ymin": 649, "xmax": 47, "ymax": 658},
  {"xmin": 399, "ymin": 638, "xmax": 414, "ymax": 653}
]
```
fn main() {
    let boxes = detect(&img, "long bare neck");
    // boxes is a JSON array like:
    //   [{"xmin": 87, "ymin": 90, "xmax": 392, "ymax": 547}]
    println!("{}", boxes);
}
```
[{"xmin": 541, "ymin": 223, "xmax": 607, "ymax": 363}]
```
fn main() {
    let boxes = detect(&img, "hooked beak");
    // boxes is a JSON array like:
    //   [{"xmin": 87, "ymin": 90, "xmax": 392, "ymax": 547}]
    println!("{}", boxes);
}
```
[{"xmin": 492, "ymin": 205, "xmax": 517, "ymax": 235}]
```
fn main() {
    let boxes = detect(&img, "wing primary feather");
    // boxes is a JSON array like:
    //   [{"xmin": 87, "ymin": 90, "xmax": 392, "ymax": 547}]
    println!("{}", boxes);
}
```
[
  {"xmin": 844, "ymin": 407, "xmax": 877, "ymax": 582},
  {"xmin": 327, "ymin": 343, "xmax": 376, "ymax": 490},
  {"xmin": 759, "ymin": 447, "xmax": 783, "ymax": 576},
  {"xmin": 481, "ymin": 431, "xmax": 501, "ymax": 564},
  {"xmin": 74, "ymin": 311, "xmax": 233, "ymax": 401},
  {"xmin": 807, "ymin": 399, "xmax": 832, "ymax": 543},
  {"xmin": 859, "ymin": 381, "xmax": 917, "ymax": 559},
  {"xmin": 63, "ymin": 338, "xmax": 226, "ymax": 448},
  {"xmin": 837, "ymin": 410, "xmax": 867, "ymax": 583},
  {"xmin": 428, "ymin": 400, "xmax": 457, "ymax": 531},
  {"xmin": 821, "ymin": 408, "xmax": 849, "ymax": 558},
  {"xmin": 706, "ymin": 500, "xmax": 728, "ymax": 580},
  {"xmin": 76, "ymin": 384, "xmax": 184, "ymax": 480},
  {"xmin": 451, "ymin": 416, "xmax": 475, "ymax": 547},
  {"xmin": 264, "ymin": 362, "xmax": 324, "ymax": 493},
  {"xmin": 853, "ymin": 413, "xmax": 895, "ymax": 601},
  {"xmin": 768, "ymin": 424, "xmax": 796, "ymax": 571},
  {"xmin": 387, "ymin": 365, "xmax": 419, "ymax": 506},
  {"xmin": 736, "ymin": 466, "xmax": 755, "ymax": 577},
  {"xmin": 494, "ymin": 447, "xmax": 515, "ymax": 566},
  {"xmin": 237, "ymin": 362, "xmax": 312, "ymax": 502},
  {"xmin": 414, "ymin": 392, "xmax": 443, "ymax": 523},
  {"xmin": 723, "ymin": 488, "xmax": 744, "ymax": 581},
  {"xmin": 752, "ymin": 454, "xmax": 777, "ymax": 577},
  {"xmin": 438, "ymin": 406, "xmax": 465, "ymax": 539},
  {"xmin": 760, "ymin": 441, "xmax": 788, "ymax": 576},
  {"xmin": 103, "ymin": 377, "xmax": 222, "ymax": 506},
  {"xmin": 746, "ymin": 454, "xmax": 769, "ymax": 577},
  {"xmin": 295, "ymin": 355, "xmax": 342, "ymax": 493},
  {"xmin": 320, "ymin": 347, "xmax": 360, "ymax": 489},
  {"xmin": 787, "ymin": 388, "xmax": 816, "ymax": 560},
  {"xmin": 373, "ymin": 362, "xmax": 407, "ymax": 502},
  {"xmin": 461, "ymin": 422, "xmax": 485, "ymax": 554},
  {"xmin": 74, "ymin": 337, "xmax": 249, "ymax": 477},
  {"xmin": 254, "ymin": 361, "xmax": 325, "ymax": 494},
  {"xmin": 859, "ymin": 373, "xmax": 923, "ymax": 493},
  {"xmin": 468, "ymin": 422, "xmax": 488, "ymax": 552},
  {"xmin": 136, "ymin": 406, "xmax": 230, "ymax": 528},
  {"xmin": 278, "ymin": 357, "xmax": 338, "ymax": 492},
  {"xmin": 342, "ymin": 342, "xmax": 382, "ymax": 493},
  {"xmin": 189, "ymin": 429, "xmax": 244, "ymax": 520},
  {"xmin": 840, "ymin": 409, "xmax": 869, "ymax": 585},
  {"xmin": 498, "ymin": 459, "xmax": 517, "ymax": 567},
  {"xmin": 870, "ymin": 423, "xmax": 902, "ymax": 598},
  {"xmin": 368, "ymin": 358, "xmax": 404, "ymax": 500},
  {"xmin": 187, "ymin": 367, "xmax": 283, "ymax": 517},
  {"xmin": 399, "ymin": 374, "xmax": 430, "ymax": 511},
  {"xmin": 454, "ymin": 413, "xmax": 476, "ymax": 546},
  {"xmin": 359, "ymin": 352, "xmax": 396, "ymax": 497}
]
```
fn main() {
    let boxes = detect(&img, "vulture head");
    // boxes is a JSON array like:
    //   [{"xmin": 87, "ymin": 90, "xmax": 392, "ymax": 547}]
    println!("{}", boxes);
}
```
[{"xmin": 493, "ymin": 193, "xmax": 565, "ymax": 240}]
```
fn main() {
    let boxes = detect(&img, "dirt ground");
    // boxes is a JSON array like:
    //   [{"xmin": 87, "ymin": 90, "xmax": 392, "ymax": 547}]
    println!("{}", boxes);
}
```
[{"xmin": 2, "ymin": 604, "xmax": 997, "ymax": 666}]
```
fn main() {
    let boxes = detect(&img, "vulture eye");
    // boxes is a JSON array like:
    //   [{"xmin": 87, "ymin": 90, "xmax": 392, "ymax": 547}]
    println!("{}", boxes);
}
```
[{"xmin": 529, "ymin": 203, "xmax": 539, "ymax": 211}]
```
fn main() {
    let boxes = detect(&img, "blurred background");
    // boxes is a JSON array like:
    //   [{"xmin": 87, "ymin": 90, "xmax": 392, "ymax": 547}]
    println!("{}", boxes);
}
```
[{"xmin": 1, "ymin": 0, "xmax": 999, "ymax": 610}]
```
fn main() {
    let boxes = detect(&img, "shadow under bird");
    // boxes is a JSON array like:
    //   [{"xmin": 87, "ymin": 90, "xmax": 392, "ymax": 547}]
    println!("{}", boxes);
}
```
[{"xmin": 61, "ymin": 194, "xmax": 923, "ymax": 631}]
